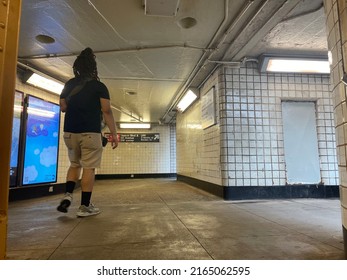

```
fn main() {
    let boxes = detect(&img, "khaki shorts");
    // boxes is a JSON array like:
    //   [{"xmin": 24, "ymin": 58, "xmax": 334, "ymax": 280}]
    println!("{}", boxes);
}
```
[{"xmin": 63, "ymin": 132, "xmax": 103, "ymax": 168}]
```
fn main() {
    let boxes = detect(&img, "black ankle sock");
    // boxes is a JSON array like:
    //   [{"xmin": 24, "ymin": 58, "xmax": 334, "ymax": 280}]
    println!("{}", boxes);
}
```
[
  {"xmin": 81, "ymin": 192, "xmax": 92, "ymax": 206},
  {"xmin": 66, "ymin": 181, "xmax": 76, "ymax": 193}
]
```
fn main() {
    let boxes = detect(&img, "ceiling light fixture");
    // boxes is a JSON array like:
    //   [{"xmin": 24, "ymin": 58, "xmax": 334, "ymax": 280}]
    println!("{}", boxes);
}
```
[
  {"xmin": 177, "ymin": 17, "xmax": 197, "ymax": 29},
  {"xmin": 259, "ymin": 55, "xmax": 330, "ymax": 74},
  {"xmin": 21, "ymin": 68, "xmax": 64, "ymax": 95},
  {"xmin": 119, "ymin": 123, "xmax": 151, "ymax": 129},
  {"xmin": 35, "ymin": 34, "xmax": 55, "ymax": 44},
  {"xmin": 176, "ymin": 88, "xmax": 199, "ymax": 113}
]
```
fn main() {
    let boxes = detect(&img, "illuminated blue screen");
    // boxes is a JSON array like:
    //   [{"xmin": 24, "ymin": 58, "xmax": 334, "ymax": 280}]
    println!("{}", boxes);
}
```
[
  {"xmin": 22, "ymin": 95, "xmax": 60, "ymax": 185},
  {"xmin": 10, "ymin": 91, "xmax": 23, "ymax": 187}
]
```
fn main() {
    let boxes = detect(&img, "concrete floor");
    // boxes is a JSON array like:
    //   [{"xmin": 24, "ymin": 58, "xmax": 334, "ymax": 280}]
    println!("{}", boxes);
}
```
[{"xmin": 5, "ymin": 178, "xmax": 345, "ymax": 260}]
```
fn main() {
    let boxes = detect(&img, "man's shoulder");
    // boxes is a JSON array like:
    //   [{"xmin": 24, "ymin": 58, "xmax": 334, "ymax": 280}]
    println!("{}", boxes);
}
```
[
  {"xmin": 65, "ymin": 77, "xmax": 79, "ymax": 86},
  {"xmin": 89, "ymin": 80, "xmax": 108, "ymax": 90}
]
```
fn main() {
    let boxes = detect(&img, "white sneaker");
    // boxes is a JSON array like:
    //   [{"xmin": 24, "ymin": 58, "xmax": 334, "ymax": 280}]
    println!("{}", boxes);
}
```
[
  {"xmin": 76, "ymin": 203, "xmax": 100, "ymax": 217},
  {"xmin": 57, "ymin": 192, "xmax": 73, "ymax": 213}
]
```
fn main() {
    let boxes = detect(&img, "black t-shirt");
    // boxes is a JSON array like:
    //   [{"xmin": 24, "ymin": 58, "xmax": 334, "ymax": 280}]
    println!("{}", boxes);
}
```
[{"xmin": 60, "ymin": 77, "xmax": 110, "ymax": 133}]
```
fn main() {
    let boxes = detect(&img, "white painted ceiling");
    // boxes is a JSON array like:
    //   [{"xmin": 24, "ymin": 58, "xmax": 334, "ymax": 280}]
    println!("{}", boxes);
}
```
[{"xmin": 17, "ymin": 0, "xmax": 327, "ymax": 125}]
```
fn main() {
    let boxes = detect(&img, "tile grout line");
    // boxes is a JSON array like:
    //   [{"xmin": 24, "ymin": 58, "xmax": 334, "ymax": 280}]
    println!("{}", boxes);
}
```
[
  {"xmin": 47, "ymin": 215, "xmax": 85, "ymax": 260},
  {"xmin": 155, "ymin": 193, "xmax": 215, "ymax": 260}
]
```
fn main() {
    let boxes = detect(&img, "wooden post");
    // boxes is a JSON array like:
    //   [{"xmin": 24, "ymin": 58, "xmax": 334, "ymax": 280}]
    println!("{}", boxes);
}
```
[{"xmin": 0, "ymin": 0, "xmax": 21, "ymax": 260}]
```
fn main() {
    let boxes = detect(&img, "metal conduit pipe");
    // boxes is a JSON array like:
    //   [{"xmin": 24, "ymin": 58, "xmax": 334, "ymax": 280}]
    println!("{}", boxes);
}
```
[
  {"xmin": 18, "ymin": 44, "xmax": 208, "ymax": 60},
  {"xmin": 161, "ymin": 0, "xmax": 256, "ymax": 122},
  {"xmin": 159, "ymin": 0, "xmax": 230, "ymax": 121},
  {"xmin": 201, "ymin": 0, "xmax": 300, "ymax": 88},
  {"xmin": 198, "ymin": 57, "xmax": 259, "ymax": 88},
  {"xmin": 215, "ymin": 0, "xmax": 256, "ymax": 50},
  {"xmin": 223, "ymin": 0, "xmax": 308, "ymax": 62},
  {"xmin": 111, "ymin": 105, "xmax": 143, "ymax": 123},
  {"xmin": 221, "ymin": 0, "xmax": 271, "ymax": 61}
]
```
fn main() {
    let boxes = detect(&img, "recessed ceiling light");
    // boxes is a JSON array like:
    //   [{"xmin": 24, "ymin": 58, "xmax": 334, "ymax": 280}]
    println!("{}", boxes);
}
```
[
  {"xmin": 177, "ymin": 17, "xmax": 197, "ymax": 29},
  {"xmin": 35, "ymin": 34, "xmax": 55, "ymax": 44}
]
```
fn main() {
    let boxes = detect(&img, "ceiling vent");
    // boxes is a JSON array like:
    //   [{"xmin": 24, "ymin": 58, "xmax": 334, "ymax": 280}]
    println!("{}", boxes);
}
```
[{"xmin": 143, "ymin": 0, "xmax": 180, "ymax": 17}]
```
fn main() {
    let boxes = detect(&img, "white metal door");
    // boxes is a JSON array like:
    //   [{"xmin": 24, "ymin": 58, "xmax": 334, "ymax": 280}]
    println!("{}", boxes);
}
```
[{"xmin": 282, "ymin": 101, "xmax": 321, "ymax": 184}]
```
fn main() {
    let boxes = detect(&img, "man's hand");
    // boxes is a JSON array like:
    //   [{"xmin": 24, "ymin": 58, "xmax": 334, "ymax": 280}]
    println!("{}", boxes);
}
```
[{"xmin": 109, "ymin": 133, "xmax": 118, "ymax": 149}]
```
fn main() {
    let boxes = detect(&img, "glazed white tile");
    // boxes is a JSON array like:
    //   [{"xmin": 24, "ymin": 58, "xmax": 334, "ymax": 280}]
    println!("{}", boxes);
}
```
[{"xmin": 178, "ymin": 62, "xmax": 338, "ymax": 187}]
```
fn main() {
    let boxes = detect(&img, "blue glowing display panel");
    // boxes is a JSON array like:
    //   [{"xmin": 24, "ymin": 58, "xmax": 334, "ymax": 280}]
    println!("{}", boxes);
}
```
[
  {"xmin": 10, "ymin": 91, "xmax": 24, "ymax": 187},
  {"xmin": 22, "ymin": 95, "xmax": 61, "ymax": 185}
]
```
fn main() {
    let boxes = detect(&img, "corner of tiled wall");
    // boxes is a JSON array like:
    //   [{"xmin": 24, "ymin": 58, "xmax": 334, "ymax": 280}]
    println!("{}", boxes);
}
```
[
  {"xmin": 176, "ymin": 67, "xmax": 222, "ymax": 186},
  {"xmin": 324, "ymin": 0, "xmax": 347, "ymax": 254}
]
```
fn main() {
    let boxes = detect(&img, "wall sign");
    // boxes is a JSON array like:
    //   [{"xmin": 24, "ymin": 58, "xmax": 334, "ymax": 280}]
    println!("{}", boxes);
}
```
[
  {"xmin": 104, "ymin": 133, "xmax": 160, "ymax": 142},
  {"xmin": 201, "ymin": 87, "xmax": 216, "ymax": 129}
]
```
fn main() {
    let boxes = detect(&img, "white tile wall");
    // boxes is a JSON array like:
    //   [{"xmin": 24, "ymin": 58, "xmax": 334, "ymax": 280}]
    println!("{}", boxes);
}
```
[
  {"xmin": 223, "ymin": 64, "xmax": 338, "ymax": 186},
  {"xmin": 177, "ymin": 63, "xmax": 338, "ymax": 187},
  {"xmin": 99, "ymin": 125, "xmax": 175, "ymax": 175},
  {"xmin": 324, "ymin": 0, "xmax": 347, "ymax": 231},
  {"xmin": 176, "ymin": 70, "xmax": 222, "ymax": 186}
]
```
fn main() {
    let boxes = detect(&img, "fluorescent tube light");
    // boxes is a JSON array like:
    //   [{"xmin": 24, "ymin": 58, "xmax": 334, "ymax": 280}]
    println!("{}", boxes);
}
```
[
  {"xmin": 177, "ymin": 89, "xmax": 198, "ymax": 112},
  {"xmin": 27, "ymin": 107, "xmax": 56, "ymax": 118},
  {"xmin": 119, "ymin": 123, "xmax": 151, "ymax": 129},
  {"xmin": 260, "ymin": 56, "xmax": 330, "ymax": 74},
  {"xmin": 26, "ymin": 72, "xmax": 64, "ymax": 95}
]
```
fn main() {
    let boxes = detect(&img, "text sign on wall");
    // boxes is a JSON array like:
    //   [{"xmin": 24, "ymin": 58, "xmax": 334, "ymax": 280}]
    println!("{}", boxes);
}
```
[
  {"xmin": 105, "ymin": 133, "xmax": 160, "ymax": 143},
  {"xmin": 201, "ymin": 87, "xmax": 216, "ymax": 129}
]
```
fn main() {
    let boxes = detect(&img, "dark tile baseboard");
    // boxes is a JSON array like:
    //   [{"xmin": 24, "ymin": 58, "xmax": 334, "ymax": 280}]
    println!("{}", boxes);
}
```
[
  {"xmin": 224, "ymin": 184, "xmax": 340, "ymax": 200},
  {"xmin": 95, "ymin": 173, "xmax": 176, "ymax": 180},
  {"xmin": 177, "ymin": 174, "xmax": 339, "ymax": 200},
  {"xmin": 9, "ymin": 183, "xmax": 66, "ymax": 201}
]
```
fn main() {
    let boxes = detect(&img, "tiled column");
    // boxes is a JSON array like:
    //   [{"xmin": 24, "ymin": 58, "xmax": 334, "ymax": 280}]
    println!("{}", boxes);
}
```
[{"xmin": 324, "ymin": 0, "xmax": 347, "ymax": 258}]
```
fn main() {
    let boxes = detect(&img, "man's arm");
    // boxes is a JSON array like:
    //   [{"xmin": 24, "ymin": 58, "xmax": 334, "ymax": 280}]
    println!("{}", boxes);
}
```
[
  {"xmin": 100, "ymin": 98, "xmax": 118, "ymax": 149},
  {"xmin": 60, "ymin": 98, "xmax": 67, "ymax": 112}
]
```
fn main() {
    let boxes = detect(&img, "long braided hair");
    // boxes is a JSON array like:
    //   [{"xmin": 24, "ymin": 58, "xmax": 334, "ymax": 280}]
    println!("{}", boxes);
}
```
[{"xmin": 73, "ymin": 47, "xmax": 100, "ymax": 81}]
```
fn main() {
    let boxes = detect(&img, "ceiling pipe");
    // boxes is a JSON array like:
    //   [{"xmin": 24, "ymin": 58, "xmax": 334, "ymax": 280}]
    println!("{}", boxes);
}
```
[
  {"xmin": 206, "ymin": 60, "xmax": 241, "ymax": 66},
  {"xmin": 162, "ymin": 0, "xmax": 231, "ymax": 115},
  {"xmin": 215, "ymin": 0, "xmax": 256, "ymax": 51},
  {"xmin": 161, "ymin": 0, "xmax": 257, "ymax": 123},
  {"xmin": 199, "ymin": 0, "xmax": 303, "ymax": 87},
  {"xmin": 221, "ymin": 0, "xmax": 271, "ymax": 61},
  {"xmin": 18, "ymin": 44, "xmax": 208, "ymax": 60},
  {"xmin": 224, "ymin": 0, "xmax": 307, "ymax": 62},
  {"xmin": 198, "ymin": 56, "xmax": 259, "ymax": 88},
  {"xmin": 101, "ymin": 76, "xmax": 184, "ymax": 82},
  {"xmin": 111, "ymin": 105, "xmax": 143, "ymax": 123}
]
